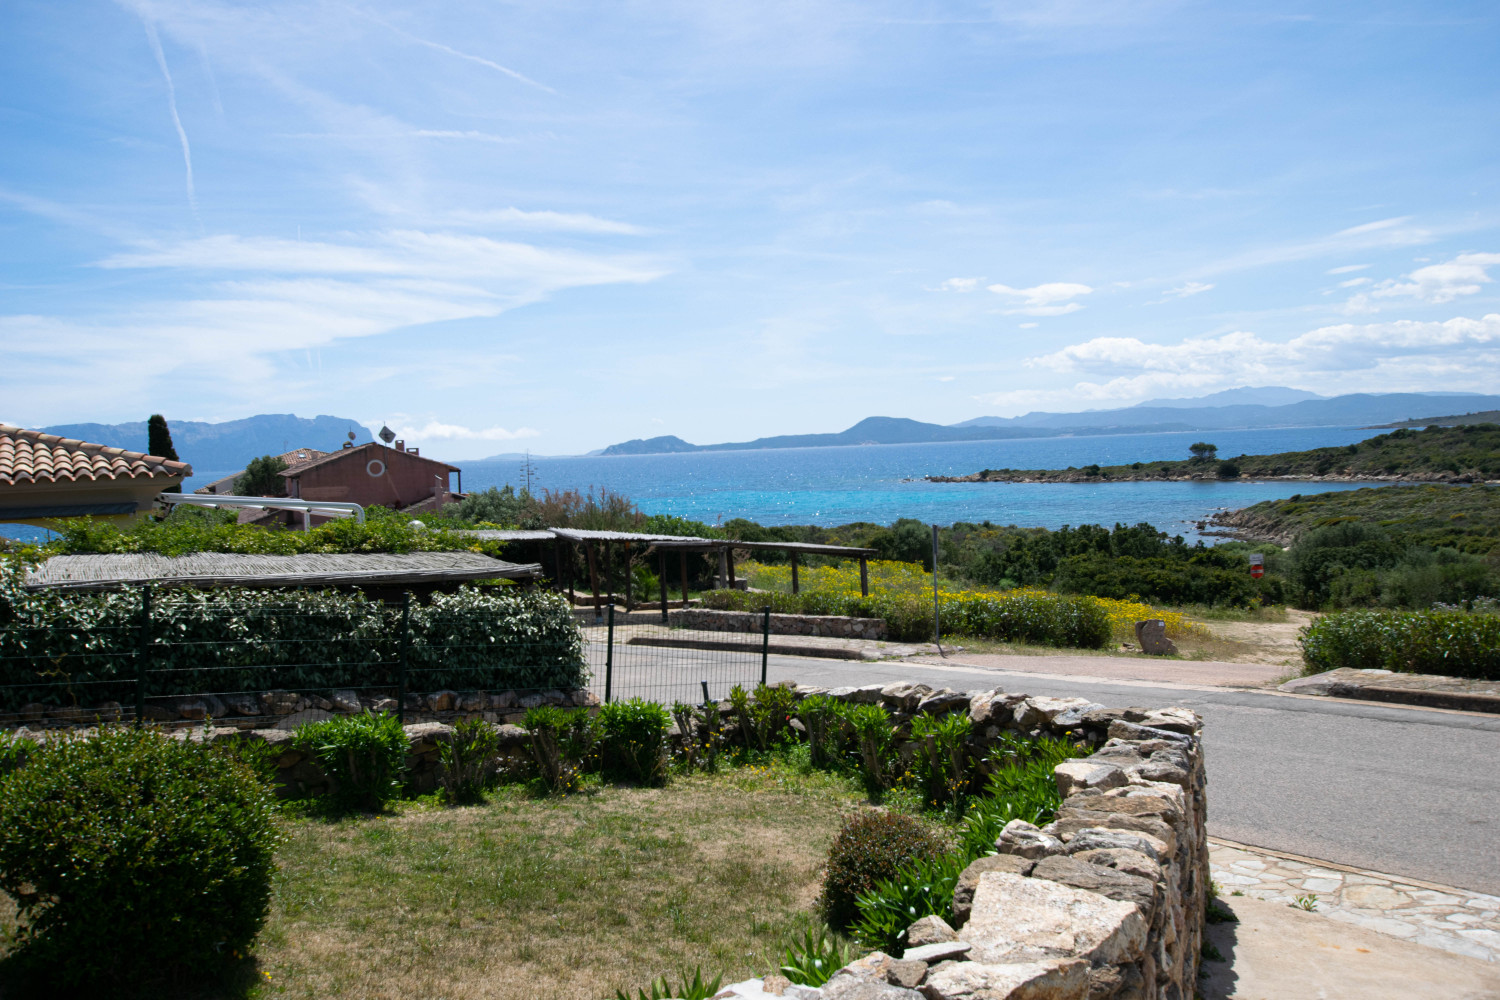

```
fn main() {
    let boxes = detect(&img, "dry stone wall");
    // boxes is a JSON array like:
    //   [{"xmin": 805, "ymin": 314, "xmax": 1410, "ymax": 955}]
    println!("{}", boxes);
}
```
[
  {"xmin": 669, "ymin": 608, "xmax": 888, "ymax": 640},
  {"xmin": 717, "ymin": 680, "xmax": 1210, "ymax": 1000}
]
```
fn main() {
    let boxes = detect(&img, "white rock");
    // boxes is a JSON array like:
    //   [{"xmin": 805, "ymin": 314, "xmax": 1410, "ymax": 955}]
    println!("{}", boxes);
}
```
[
  {"xmin": 1052, "ymin": 760, "xmax": 1127, "ymax": 798},
  {"xmin": 996, "ymin": 819, "xmax": 1064, "ymax": 859},
  {"xmin": 916, "ymin": 958, "xmax": 1088, "ymax": 1000},
  {"xmin": 963, "ymin": 872, "xmax": 1148, "ymax": 967}
]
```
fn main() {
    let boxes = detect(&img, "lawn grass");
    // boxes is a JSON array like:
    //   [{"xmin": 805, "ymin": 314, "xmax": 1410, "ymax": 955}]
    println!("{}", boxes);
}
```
[{"xmin": 243, "ymin": 760, "xmax": 869, "ymax": 1000}]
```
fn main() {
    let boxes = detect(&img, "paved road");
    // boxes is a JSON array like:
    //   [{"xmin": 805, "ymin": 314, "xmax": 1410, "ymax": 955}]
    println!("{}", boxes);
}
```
[
  {"xmin": 762, "ymin": 655, "xmax": 1500, "ymax": 896},
  {"xmin": 608, "ymin": 649, "xmax": 1500, "ymax": 896}
]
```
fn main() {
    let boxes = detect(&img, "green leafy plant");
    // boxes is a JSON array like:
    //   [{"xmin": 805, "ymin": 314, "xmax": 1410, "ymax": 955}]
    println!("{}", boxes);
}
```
[
  {"xmin": 597, "ymin": 698, "xmax": 670, "ymax": 785},
  {"xmin": 849, "ymin": 852, "xmax": 968, "ymax": 953},
  {"xmin": 614, "ymin": 966, "xmax": 723, "ymax": 1000},
  {"xmin": 0, "ymin": 727, "xmax": 282, "ymax": 992},
  {"xmin": 795, "ymin": 694, "xmax": 849, "ymax": 769},
  {"xmin": 910, "ymin": 711, "xmax": 973, "ymax": 811},
  {"xmin": 845, "ymin": 703, "xmax": 894, "ymax": 794},
  {"xmin": 292, "ymin": 710, "xmax": 410, "ymax": 812},
  {"xmin": 234, "ymin": 453, "xmax": 290, "ymax": 496},
  {"xmin": 0, "ymin": 731, "xmax": 38, "ymax": 777},
  {"xmin": 727, "ymin": 683, "xmax": 795, "ymax": 752},
  {"xmin": 1293, "ymin": 894, "xmax": 1319, "ymax": 912},
  {"xmin": 781, "ymin": 923, "xmax": 856, "ymax": 987},
  {"xmin": 438, "ymin": 717, "xmax": 501, "ymax": 804},
  {"xmin": 820, "ymin": 810, "xmax": 944, "ymax": 930},
  {"xmin": 1300, "ymin": 607, "xmax": 1500, "ymax": 679}
]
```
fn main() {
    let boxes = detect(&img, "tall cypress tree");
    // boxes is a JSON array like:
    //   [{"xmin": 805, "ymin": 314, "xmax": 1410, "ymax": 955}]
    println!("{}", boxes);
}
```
[{"xmin": 147, "ymin": 414, "xmax": 182, "ymax": 493}]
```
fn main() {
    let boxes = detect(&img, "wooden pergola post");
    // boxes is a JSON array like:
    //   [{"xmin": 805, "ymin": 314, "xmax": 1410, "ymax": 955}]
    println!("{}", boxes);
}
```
[
  {"xmin": 727, "ymin": 548, "xmax": 736, "ymax": 588},
  {"xmin": 604, "ymin": 540, "xmax": 614, "ymax": 609},
  {"xmin": 859, "ymin": 556, "xmax": 869, "ymax": 597},
  {"xmin": 790, "ymin": 551, "xmax": 800, "ymax": 595},
  {"xmin": 624, "ymin": 542, "xmax": 634, "ymax": 611},
  {"xmin": 716, "ymin": 547, "xmax": 728, "ymax": 590},
  {"xmin": 566, "ymin": 541, "xmax": 576, "ymax": 605},
  {"xmin": 586, "ymin": 542, "xmax": 602, "ymax": 616},
  {"xmin": 658, "ymin": 549, "xmax": 668, "ymax": 620},
  {"xmin": 680, "ymin": 551, "xmax": 689, "ymax": 606}
]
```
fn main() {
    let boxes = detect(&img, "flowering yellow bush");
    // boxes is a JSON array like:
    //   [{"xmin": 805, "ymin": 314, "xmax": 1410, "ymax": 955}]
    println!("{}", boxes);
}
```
[{"xmin": 732, "ymin": 560, "xmax": 1202, "ymax": 642}]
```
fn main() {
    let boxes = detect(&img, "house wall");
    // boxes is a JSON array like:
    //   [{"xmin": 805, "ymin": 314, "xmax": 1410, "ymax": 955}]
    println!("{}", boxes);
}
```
[{"xmin": 293, "ymin": 444, "xmax": 454, "ymax": 510}]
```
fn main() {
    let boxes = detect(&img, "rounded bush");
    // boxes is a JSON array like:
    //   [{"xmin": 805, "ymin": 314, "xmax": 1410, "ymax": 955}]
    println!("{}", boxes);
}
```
[
  {"xmin": 0, "ymin": 727, "xmax": 282, "ymax": 992},
  {"xmin": 820, "ymin": 811, "xmax": 943, "ymax": 930}
]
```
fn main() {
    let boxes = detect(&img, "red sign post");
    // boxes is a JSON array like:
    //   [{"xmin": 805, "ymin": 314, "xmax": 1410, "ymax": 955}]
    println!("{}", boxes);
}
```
[{"xmin": 1249, "ymin": 553, "xmax": 1264, "ymax": 579}]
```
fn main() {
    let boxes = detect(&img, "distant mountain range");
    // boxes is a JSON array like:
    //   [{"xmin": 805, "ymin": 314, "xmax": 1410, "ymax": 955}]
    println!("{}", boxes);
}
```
[
  {"xmin": 41, "ymin": 414, "xmax": 373, "ymax": 471},
  {"xmin": 601, "ymin": 390, "xmax": 1500, "ymax": 456}
]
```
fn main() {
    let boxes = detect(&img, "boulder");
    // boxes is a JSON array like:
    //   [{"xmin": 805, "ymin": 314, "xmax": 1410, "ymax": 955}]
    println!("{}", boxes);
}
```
[
  {"xmin": 963, "ymin": 872, "xmax": 1148, "ymax": 967},
  {"xmin": 260, "ymin": 690, "xmax": 302, "ymax": 715},
  {"xmin": 491, "ymin": 690, "xmax": 519, "ymax": 709},
  {"xmin": 1062, "ymin": 829, "xmax": 1168, "ymax": 862},
  {"xmin": 995, "ymin": 819, "xmax": 1064, "ymax": 859},
  {"xmin": 18, "ymin": 704, "xmax": 44, "ymax": 722},
  {"xmin": 1049, "ymin": 810, "xmax": 1176, "ymax": 856},
  {"xmin": 1049, "ymin": 702, "xmax": 1107, "ymax": 730},
  {"xmin": 821, "ymin": 978, "xmax": 923, "ymax": 1000},
  {"xmin": 404, "ymin": 721, "xmax": 454, "ymax": 753},
  {"xmin": 1071, "ymin": 848, "xmax": 1162, "ymax": 885},
  {"xmin": 1133, "ymin": 619, "xmax": 1177, "ymax": 656},
  {"xmin": 457, "ymin": 691, "xmax": 486, "ymax": 712},
  {"xmin": 175, "ymin": 698, "xmax": 212, "ymax": 721},
  {"xmin": 917, "ymin": 958, "xmax": 1088, "ymax": 1000},
  {"xmin": 1028, "ymin": 855, "xmax": 1158, "ymax": 911},
  {"xmin": 369, "ymin": 697, "xmax": 397, "ymax": 714},
  {"xmin": 139, "ymin": 704, "xmax": 174, "ymax": 722},
  {"xmin": 903, "ymin": 941, "xmax": 972, "ymax": 964},
  {"xmin": 494, "ymin": 723, "xmax": 529, "ymax": 747},
  {"xmin": 1106, "ymin": 721, "xmax": 1192, "ymax": 747},
  {"xmin": 916, "ymin": 690, "xmax": 971, "ymax": 715},
  {"xmin": 952, "ymin": 854, "xmax": 1035, "ymax": 926},
  {"xmin": 222, "ymin": 692, "xmax": 260, "ymax": 716},
  {"xmin": 883, "ymin": 682, "xmax": 927, "ymax": 711},
  {"xmin": 1053, "ymin": 760, "xmax": 1128, "ymax": 798},
  {"xmin": 823, "ymin": 953, "xmax": 926, "ymax": 999},
  {"xmin": 518, "ymin": 693, "xmax": 547, "ymax": 709},
  {"xmin": 1064, "ymin": 793, "xmax": 1180, "ymax": 826},
  {"xmin": 906, "ymin": 914, "xmax": 959, "ymax": 947},
  {"xmin": 1027, "ymin": 696, "xmax": 1095, "ymax": 722},
  {"xmin": 273, "ymin": 708, "xmax": 333, "ymax": 732},
  {"xmin": 426, "ymin": 690, "xmax": 458, "ymax": 712},
  {"xmin": 331, "ymin": 689, "xmax": 362, "ymax": 714}
]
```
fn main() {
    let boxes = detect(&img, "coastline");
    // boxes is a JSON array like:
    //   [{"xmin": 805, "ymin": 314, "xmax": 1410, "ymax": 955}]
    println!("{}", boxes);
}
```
[{"xmin": 924, "ymin": 471, "xmax": 1490, "ymax": 485}]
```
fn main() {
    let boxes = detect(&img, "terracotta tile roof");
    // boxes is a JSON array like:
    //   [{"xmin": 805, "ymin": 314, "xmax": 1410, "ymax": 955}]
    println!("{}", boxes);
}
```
[{"xmin": 0, "ymin": 423, "xmax": 193, "ymax": 487}]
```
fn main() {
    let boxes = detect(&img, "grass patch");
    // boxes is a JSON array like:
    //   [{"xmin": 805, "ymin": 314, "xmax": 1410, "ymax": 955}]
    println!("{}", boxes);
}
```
[{"xmin": 232, "ymin": 763, "xmax": 863, "ymax": 998}]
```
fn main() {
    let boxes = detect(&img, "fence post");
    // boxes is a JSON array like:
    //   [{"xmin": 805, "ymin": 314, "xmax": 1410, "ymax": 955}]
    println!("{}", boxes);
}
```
[
  {"xmin": 760, "ymin": 605, "xmax": 770, "ymax": 687},
  {"xmin": 659, "ymin": 551, "xmax": 668, "ymax": 624},
  {"xmin": 396, "ymin": 591, "xmax": 411, "ymax": 725},
  {"xmin": 604, "ymin": 604, "xmax": 615, "ymax": 704},
  {"xmin": 931, "ymin": 524, "xmax": 943, "ymax": 654},
  {"xmin": 135, "ymin": 583, "xmax": 152, "ymax": 728}
]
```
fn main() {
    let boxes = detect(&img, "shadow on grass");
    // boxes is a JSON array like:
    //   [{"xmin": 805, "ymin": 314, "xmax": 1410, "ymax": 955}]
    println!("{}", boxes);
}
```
[{"xmin": 0, "ymin": 951, "xmax": 267, "ymax": 1000}]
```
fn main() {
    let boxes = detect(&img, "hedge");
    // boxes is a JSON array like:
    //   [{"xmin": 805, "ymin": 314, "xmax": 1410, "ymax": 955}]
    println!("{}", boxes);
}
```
[
  {"xmin": 702, "ymin": 588, "xmax": 1111, "ymax": 649},
  {"xmin": 0, "ymin": 568, "xmax": 587, "ymax": 709},
  {"xmin": 1299, "ymin": 609, "xmax": 1500, "ymax": 679}
]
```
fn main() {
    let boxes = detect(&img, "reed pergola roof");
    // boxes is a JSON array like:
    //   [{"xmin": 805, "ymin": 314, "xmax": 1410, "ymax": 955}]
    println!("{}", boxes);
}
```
[{"xmin": 24, "ymin": 551, "xmax": 541, "ymax": 592}]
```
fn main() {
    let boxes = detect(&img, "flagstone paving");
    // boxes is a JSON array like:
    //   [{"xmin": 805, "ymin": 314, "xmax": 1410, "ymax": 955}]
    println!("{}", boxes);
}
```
[{"xmin": 1210, "ymin": 839, "xmax": 1500, "ymax": 964}]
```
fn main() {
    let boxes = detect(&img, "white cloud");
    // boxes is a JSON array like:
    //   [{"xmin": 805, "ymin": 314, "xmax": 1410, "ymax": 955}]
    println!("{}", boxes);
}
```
[
  {"xmin": 1338, "ymin": 277, "xmax": 1372, "ymax": 288},
  {"xmin": 935, "ymin": 375, "xmax": 955, "ymax": 382},
  {"xmin": 1018, "ymin": 322, "xmax": 1039, "ymax": 329},
  {"xmin": 1327, "ymin": 264, "xmax": 1370, "ymax": 275},
  {"xmin": 987, "ymin": 281, "xmax": 1092, "ymax": 316},
  {"xmin": 939, "ymin": 277, "xmax": 982, "ymax": 292},
  {"xmin": 1371, "ymin": 252, "xmax": 1500, "ymax": 304},
  {"xmin": 445, "ymin": 207, "xmax": 648, "ymax": 235},
  {"xmin": 972, "ymin": 313, "xmax": 1500, "ymax": 413},
  {"xmin": 1162, "ymin": 281, "xmax": 1213, "ymax": 299},
  {"xmin": 389, "ymin": 421, "xmax": 539, "ymax": 442}
]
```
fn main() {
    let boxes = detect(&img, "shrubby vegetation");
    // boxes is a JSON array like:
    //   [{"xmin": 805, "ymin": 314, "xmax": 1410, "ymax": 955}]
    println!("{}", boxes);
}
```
[
  {"xmin": 0, "ymin": 727, "xmax": 281, "ymax": 993},
  {"xmin": 0, "ymin": 571, "xmax": 587, "ymax": 710},
  {"xmin": 1300, "ymin": 608, "xmax": 1500, "ymax": 679}
]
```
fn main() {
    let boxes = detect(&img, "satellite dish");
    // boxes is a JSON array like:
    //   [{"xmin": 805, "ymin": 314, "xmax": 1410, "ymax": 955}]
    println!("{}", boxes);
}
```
[
  {"xmin": 347, "ymin": 430, "xmax": 356, "ymax": 442},
  {"xmin": 378, "ymin": 425, "xmax": 396, "ymax": 444}
]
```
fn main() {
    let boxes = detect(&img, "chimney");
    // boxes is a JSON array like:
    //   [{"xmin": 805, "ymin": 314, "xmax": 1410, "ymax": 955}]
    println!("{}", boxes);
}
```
[
  {"xmin": 408, "ymin": 447, "xmax": 419, "ymax": 456},
  {"xmin": 342, "ymin": 441, "xmax": 352, "ymax": 449},
  {"xmin": 394, "ymin": 440, "xmax": 406, "ymax": 452}
]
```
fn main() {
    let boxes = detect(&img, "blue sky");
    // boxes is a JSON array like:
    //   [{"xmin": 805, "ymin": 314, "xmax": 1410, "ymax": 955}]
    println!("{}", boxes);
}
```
[{"xmin": 1, "ymin": 1, "xmax": 1497, "ymax": 458}]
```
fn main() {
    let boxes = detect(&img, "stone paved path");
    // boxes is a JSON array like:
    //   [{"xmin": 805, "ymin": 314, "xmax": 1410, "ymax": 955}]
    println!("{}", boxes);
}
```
[{"xmin": 1210, "ymin": 838, "xmax": 1500, "ymax": 964}]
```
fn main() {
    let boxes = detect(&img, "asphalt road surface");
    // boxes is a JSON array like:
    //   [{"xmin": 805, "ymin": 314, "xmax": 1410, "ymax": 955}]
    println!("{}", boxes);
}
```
[{"xmin": 604, "ymin": 650, "xmax": 1500, "ymax": 896}]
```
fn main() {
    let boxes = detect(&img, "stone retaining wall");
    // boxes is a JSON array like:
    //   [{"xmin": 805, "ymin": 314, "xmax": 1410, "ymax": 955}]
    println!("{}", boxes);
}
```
[
  {"xmin": 731, "ymin": 680, "xmax": 1210, "ymax": 1000},
  {"xmin": 668, "ymin": 608, "xmax": 887, "ymax": 640}
]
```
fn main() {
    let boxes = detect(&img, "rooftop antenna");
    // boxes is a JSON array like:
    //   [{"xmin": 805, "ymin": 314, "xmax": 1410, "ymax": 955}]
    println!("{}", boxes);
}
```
[{"xmin": 378, "ymin": 424, "xmax": 396, "ymax": 446}]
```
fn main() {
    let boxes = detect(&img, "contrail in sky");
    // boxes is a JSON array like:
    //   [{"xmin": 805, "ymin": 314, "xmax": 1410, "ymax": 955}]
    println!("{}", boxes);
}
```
[
  {"xmin": 142, "ymin": 19, "xmax": 198, "ymax": 217},
  {"xmin": 355, "ymin": 6, "xmax": 556, "ymax": 95}
]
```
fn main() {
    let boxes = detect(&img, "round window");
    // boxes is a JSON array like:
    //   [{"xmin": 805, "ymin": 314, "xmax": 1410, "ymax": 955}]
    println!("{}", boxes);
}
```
[{"xmin": 366, "ymin": 459, "xmax": 386, "ymax": 478}]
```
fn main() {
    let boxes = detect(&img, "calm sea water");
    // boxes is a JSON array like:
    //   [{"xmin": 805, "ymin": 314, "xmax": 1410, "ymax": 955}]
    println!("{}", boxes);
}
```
[
  {"xmin": 452, "ymin": 426, "xmax": 1380, "ymax": 538},
  {"xmin": 5, "ymin": 425, "xmax": 1382, "ymax": 545}
]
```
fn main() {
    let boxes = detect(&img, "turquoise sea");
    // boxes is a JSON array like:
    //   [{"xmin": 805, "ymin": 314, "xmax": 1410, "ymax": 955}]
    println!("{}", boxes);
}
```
[
  {"xmin": 6, "ymin": 425, "xmax": 1390, "ymax": 545},
  {"xmin": 452, "ymin": 425, "xmax": 1383, "ymax": 539}
]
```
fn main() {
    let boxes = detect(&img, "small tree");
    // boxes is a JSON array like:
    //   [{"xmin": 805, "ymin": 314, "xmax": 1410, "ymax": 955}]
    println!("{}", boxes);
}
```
[
  {"xmin": 147, "ymin": 414, "xmax": 181, "ymax": 493},
  {"xmin": 234, "ymin": 455, "xmax": 289, "ymax": 497},
  {"xmin": 1189, "ymin": 442, "xmax": 1218, "ymax": 462}
]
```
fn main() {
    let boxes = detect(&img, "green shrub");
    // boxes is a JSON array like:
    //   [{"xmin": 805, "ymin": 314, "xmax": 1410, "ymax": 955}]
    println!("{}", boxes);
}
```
[
  {"xmin": 524, "ymin": 705, "xmax": 591, "ymax": 792},
  {"xmin": 845, "ymin": 703, "xmax": 894, "ymax": 794},
  {"xmin": 1300, "ymin": 608, "xmax": 1500, "ymax": 679},
  {"xmin": 292, "ymin": 711, "xmax": 409, "ymax": 811},
  {"xmin": 0, "ymin": 571, "xmax": 587, "ymax": 712},
  {"xmin": 849, "ymin": 852, "xmax": 968, "ymax": 953},
  {"xmin": 597, "ymin": 698, "xmax": 670, "ymax": 785},
  {"xmin": 795, "ymin": 694, "xmax": 849, "ymax": 769},
  {"xmin": 910, "ymin": 711, "xmax": 973, "ymax": 811},
  {"xmin": 1052, "ymin": 554, "xmax": 1258, "ymax": 608},
  {"xmin": 0, "ymin": 732, "xmax": 37, "ymax": 777},
  {"xmin": 438, "ymin": 717, "xmax": 501, "ymax": 805},
  {"xmin": 820, "ymin": 810, "xmax": 944, "ymax": 930},
  {"xmin": 0, "ymin": 728, "xmax": 281, "ymax": 991},
  {"xmin": 614, "ymin": 966, "xmax": 723, "ymax": 1000}
]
